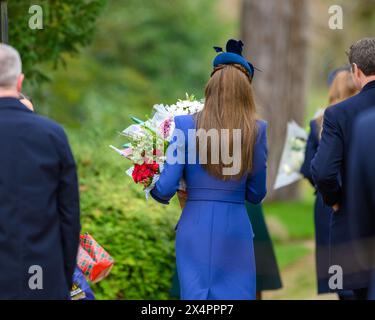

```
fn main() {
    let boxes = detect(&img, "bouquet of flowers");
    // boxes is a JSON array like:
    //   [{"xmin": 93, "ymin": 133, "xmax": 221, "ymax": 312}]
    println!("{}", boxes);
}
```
[
  {"xmin": 274, "ymin": 121, "xmax": 308, "ymax": 190},
  {"xmin": 110, "ymin": 94, "xmax": 204, "ymax": 199}
]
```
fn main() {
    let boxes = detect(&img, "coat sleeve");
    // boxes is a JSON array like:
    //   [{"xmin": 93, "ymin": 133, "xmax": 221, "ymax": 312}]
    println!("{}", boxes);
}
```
[
  {"xmin": 56, "ymin": 128, "xmax": 81, "ymax": 289},
  {"xmin": 246, "ymin": 121, "xmax": 268, "ymax": 204},
  {"xmin": 311, "ymin": 107, "xmax": 343, "ymax": 206},
  {"xmin": 300, "ymin": 120, "xmax": 319, "ymax": 186},
  {"xmin": 150, "ymin": 117, "xmax": 185, "ymax": 204}
]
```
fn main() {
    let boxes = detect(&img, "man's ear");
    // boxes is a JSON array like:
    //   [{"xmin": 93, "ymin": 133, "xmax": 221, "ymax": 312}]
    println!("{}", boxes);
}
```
[
  {"xmin": 352, "ymin": 64, "xmax": 362, "ymax": 89},
  {"xmin": 16, "ymin": 73, "xmax": 25, "ymax": 93}
]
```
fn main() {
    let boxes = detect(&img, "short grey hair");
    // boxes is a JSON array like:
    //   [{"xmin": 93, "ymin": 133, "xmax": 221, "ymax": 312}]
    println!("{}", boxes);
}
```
[
  {"xmin": 348, "ymin": 38, "xmax": 375, "ymax": 76},
  {"xmin": 0, "ymin": 44, "xmax": 22, "ymax": 88}
]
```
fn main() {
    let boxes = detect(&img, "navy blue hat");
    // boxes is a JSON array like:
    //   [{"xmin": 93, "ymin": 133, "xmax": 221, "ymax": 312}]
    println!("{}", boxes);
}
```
[{"xmin": 213, "ymin": 39, "xmax": 258, "ymax": 78}]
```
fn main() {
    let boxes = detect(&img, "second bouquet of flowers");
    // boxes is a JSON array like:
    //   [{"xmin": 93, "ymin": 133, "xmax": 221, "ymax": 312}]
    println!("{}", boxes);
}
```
[{"xmin": 110, "ymin": 94, "xmax": 204, "ymax": 198}]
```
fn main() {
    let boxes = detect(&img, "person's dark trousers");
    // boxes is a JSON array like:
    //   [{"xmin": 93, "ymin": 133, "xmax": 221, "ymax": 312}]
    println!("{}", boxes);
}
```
[
  {"xmin": 353, "ymin": 288, "xmax": 369, "ymax": 300},
  {"xmin": 368, "ymin": 272, "xmax": 375, "ymax": 300}
]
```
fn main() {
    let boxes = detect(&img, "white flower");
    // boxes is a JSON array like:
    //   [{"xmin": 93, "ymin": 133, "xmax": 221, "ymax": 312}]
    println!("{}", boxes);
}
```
[{"xmin": 122, "ymin": 124, "xmax": 145, "ymax": 139}]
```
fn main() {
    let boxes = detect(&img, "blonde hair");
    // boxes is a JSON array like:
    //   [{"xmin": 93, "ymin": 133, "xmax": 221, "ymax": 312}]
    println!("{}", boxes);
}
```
[
  {"xmin": 328, "ymin": 70, "xmax": 358, "ymax": 105},
  {"xmin": 316, "ymin": 70, "xmax": 359, "ymax": 137},
  {"xmin": 196, "ymin": 64, "xmax": 258, "ymax": 180}
]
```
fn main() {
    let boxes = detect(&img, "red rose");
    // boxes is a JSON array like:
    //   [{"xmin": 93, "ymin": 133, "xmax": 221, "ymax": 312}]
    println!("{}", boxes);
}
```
[
  {"xmin": 150, "ymin": 162, "xmax": 159, "ymax": 173},
  {"xmin": 132, "ymin": 162, "xmax": 159, "ymax": 186}
]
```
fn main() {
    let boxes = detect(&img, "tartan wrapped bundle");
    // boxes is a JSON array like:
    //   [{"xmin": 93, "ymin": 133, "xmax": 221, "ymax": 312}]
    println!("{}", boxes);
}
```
[{"xmin": 77, "ymin": 233, "xmax": 114, "ymax": 283}]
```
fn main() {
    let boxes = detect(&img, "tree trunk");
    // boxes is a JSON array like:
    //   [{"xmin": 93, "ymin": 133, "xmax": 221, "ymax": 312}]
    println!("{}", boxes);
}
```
[
  {"xmin": 0, "ymin": 1, "xmax": 8, "ymax": 44},
  {"xmin": 241, "ymin": 0, "xmax": 310, "ymax": 201}
]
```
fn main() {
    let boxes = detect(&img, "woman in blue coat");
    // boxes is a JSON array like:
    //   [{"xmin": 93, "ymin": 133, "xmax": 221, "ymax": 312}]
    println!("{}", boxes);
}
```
[
  {"xmin": 151, "ymin": 40, "xmax": 268, "ymax": 300},
  {"xmin": 170, "ymin": 203, "xmax": 282, "ymax": 300},
  {"xmin": 301, "ymin": 69, "xmax": 358, "ymax": 299},
  {"xmin": 301, "ymin": 119, "xmax": 332, "ymax": 295}
]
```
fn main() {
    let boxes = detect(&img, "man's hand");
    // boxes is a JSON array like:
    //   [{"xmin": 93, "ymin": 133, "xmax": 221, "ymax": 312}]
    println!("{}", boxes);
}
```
[{"xmin": 332, "ymin": 203, "xmax": 340, "ymax": 212}]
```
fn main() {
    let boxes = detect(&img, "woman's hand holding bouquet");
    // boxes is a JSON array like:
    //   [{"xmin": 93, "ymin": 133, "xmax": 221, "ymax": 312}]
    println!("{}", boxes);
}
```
[{"xmin": 110, "ymin": 94, "xmax": 204, "ymax": 200}]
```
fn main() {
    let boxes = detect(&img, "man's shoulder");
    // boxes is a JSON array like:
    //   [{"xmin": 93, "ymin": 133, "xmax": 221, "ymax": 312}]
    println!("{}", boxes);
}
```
[
  {"xmin": 323, "ymin": 99, "xmax": 353, "ymax": 127},
  {"xmin": 327, "ymin": 91, "xmax": 370, "ymax": 118},
  {"xmin": 28, "ymin": 113, "xmax": 67, "ymax": 139},
  {"xmin": 327, "ymin": 96, "xmax": 355, "ymax": 114}
]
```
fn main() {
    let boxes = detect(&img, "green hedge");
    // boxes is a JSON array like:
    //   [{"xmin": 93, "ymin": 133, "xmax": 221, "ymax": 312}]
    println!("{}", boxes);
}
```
[
  {"xmin": 71, "ymin": 133, "xmax": 180, "ymax": 299},
  {"xmin": 29, "ymin": 0, "xmax": 237, "ymax": 300}
]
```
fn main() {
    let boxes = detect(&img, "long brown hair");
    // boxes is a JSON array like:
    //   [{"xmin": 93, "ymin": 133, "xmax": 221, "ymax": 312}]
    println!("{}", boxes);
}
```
[
  {"xmin": 316, "ymin": 70, "xmax": 359, "ymax": 137},
  {"xmin": 328, "ymin": 70, "xmax": 358, "ymax": 105},
  {"xmin": 195, "ymin": 64, "xmax": 258, "ymax": 180}
]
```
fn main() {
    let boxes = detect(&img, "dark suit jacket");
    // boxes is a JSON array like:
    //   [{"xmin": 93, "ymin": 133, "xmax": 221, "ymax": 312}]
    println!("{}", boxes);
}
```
[
  {"xmin": 0, "ymin": 97, "xmax": 81, "ymax": 299},
  {"xmin": 301, "ymin": 119, "xmax": 333, "ymax": 294},
  {"xmin": 347, "ymin": 109, "xmax": 375, "ymax": 298},
  {"xmin": 311, "ymin": 80, "xmax": 375, "ymax": 290},
  {"xmin": 312, "ymin": 80, "xmax": 375, "ymax": 207}
]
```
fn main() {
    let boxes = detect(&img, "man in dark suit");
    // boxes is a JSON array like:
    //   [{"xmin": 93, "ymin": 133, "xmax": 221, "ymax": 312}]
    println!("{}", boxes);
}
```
[
  {"xmin": 0, "ymin": 44, "xmax": 81, "ymax": 299},
  {"xmin": 347, "ymin": 109, "xmax": 375, "ymax": 300},
  {"xmin": 311, "ymin": 38, "xmax": 375, "ymax": 299}
]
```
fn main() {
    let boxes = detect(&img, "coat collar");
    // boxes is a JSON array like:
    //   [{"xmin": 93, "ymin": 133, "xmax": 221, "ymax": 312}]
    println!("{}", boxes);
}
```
[
  {"xmin": 0, "ymin": 97, "xmax": 32, "ymax": 112},
  {"xmin": 361, "ymin": 80, "xmax": 375, "ymax": 93}
]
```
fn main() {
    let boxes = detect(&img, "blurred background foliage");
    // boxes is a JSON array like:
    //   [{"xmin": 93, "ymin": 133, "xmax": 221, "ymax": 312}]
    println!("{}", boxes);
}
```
[
  {"xmin": 4, "ymin": 0, "xmax": 375, "ymax": 299},
  {"xmin": 9, "ymin": 0, "xmax": 106, "ymax": 84},
  {"xmin": 7, "ymin": 0, "xmax": 236, "ymax": 299},
  {"xmin": 22, "ymin": 0, "xmax": 234, "ymax": 127}
]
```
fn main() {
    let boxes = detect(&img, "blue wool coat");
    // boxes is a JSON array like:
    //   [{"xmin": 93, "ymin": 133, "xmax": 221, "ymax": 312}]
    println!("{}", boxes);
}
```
[{"xmin": 151, "ymin": 115, "xmax": 268, "ymax": 300}]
